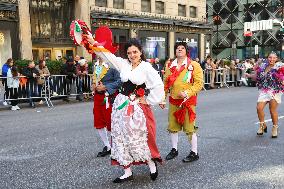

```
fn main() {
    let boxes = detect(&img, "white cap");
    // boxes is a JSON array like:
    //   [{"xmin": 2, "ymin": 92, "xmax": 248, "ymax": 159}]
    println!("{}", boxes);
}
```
[{"xmin": 79, "ymin": 59, "xmax": 86, "ymax": 66}]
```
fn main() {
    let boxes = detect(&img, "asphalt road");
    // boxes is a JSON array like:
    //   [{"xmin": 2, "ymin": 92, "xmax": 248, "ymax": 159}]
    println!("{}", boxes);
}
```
[{"xmin": 1, "ymin": 87, "xmax": 284, "ymax": 189}]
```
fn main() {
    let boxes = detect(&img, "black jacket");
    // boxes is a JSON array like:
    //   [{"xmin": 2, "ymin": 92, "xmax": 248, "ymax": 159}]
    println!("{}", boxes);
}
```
[
  {"xmin": 61, "ymin": 63, "xmax": 77, "ymax": 80},
  {"xmin": 22, "ymin": 67, "xmax": 40, "ymax": 84}
]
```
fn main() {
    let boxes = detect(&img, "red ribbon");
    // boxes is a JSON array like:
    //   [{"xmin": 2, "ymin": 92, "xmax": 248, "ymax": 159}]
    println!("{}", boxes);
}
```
[
  {"xmin": 164, "ymin": 58, "xmax": 192, "ymax": 91},
  {"xmin": 127, "ymin": 104, "xmax": 134, "ymax": 116},
  {"xmin": 169, "ymin": 96, "xmax": 197, "ymax": 125}
]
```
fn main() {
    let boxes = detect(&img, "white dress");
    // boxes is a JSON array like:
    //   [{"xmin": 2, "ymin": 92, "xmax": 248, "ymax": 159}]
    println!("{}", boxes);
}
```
[{"xmin": 95, "ymin": 49, "xmax": 164, "ymax": 166}]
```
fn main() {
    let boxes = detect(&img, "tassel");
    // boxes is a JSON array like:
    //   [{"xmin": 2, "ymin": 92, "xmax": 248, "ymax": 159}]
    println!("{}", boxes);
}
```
[
  {"xmin": 174, "ymin": 108, "xmax": 186, "ymax": 125},
  {"xmin": 105, "ymin": 96, "xmax": 109, "ymax": 109}
]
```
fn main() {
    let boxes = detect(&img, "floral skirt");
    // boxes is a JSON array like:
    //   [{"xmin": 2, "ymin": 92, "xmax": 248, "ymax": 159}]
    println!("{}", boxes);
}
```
[
  {"xmin": 110, "ymin": 93, "xmax": 162, "ymax": 168},
  {"xmin": 257, "ymin": 91, "xmax": 282, "ymax": 104}
]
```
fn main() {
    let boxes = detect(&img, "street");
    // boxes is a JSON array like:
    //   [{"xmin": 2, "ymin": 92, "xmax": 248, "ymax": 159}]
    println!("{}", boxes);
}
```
[{"xmin": 1, "ymin": 87, "xmax": 284, "ymax": 189}]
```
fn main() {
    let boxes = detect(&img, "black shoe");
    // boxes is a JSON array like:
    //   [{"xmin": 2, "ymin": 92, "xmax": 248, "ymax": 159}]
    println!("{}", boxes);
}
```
[
  {"xmin": 97, "ymin": 146, "xmax": 111, "ymax": 157},
  {"xmin": 113, "ymin": 175, "xmax": 133, "ymax": 183},
  {"xmin": 150, "ymin": 161, "xmax": 158, "ymax": 181},
  {"xmin": 182, "ymin": 151, "xmax": 199, "ymax": 163},
  {"xmin": 166, "ymin": 148, "xmax": 178, "ymax": 160}
]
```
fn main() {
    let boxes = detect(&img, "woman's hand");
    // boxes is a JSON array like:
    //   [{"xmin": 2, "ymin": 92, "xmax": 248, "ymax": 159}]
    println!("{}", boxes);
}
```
[{"xmin": 82, "ymin": 34, "xmax": 95, "ymax": 45}]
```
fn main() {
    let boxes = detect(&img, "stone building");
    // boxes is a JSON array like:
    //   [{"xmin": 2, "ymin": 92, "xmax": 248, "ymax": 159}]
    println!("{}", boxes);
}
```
[
  {"xmin": 0, "ymin": 0, "xmax": 19, "ymax": 66},
  {"xmin": 91, "ymin": 0, "xmax": 211, "ymax": 60},
  {"xmin": 0, "ymin": 0, "xmax": 211, "ymax": 69}
]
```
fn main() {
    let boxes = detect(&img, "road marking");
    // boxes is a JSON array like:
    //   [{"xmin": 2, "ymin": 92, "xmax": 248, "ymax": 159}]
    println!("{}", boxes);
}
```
[{"xmin": 255, "ymin": 115, "xmax": 284, "ymax": 124}]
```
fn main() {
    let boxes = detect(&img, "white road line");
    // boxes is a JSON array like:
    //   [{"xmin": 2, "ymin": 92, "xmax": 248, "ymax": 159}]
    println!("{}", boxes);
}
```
[{"xmin": 255, "ymin": 115, "xmax": 284, "ymax": 124}]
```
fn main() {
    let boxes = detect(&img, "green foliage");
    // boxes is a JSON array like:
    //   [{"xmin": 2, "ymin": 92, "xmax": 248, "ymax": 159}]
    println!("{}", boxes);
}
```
[
  {"xmin": 15, "ymin": 59, "xmax": 64, "ymax": 74},
  {"xmin": 14, "ymin": 59, "xmax": 30, "ymax": 72},
  {"xmin": 46, "ymin": 60, "xmax": 64, "ymax": 74}
]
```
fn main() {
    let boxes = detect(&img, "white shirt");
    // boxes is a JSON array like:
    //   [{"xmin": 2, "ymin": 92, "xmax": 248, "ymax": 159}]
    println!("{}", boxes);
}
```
[{"xmin": 95, "ymin": 50, "xmax": 165, "ymax": 105}]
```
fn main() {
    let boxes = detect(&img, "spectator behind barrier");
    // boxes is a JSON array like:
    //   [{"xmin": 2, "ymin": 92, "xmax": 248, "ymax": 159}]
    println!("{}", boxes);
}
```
[
  {"xmin": 61, "ymin": 58, "xmax": 77, "ymax": 102},
  {"xmin": 21, "ymin": 60, "xmax": 40, "ymax": 108},
  {"xmin": 7, "ymin": 66, "xmax": 20, "ymax": 111},
  {"xmin": 36, "ymin": 60, "xmax": 58, "ymax": 105},
  {"xmin": 76, "ymin": 59, "xmax": 89, "ymax": 100},
  {"xmin": 1, "ymin": 58, "xmax": 14, "ymax": 106}
]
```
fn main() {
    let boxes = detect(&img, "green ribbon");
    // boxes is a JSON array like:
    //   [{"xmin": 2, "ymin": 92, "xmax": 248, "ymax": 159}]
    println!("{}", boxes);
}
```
[
  {"xmin": 102, "ymin": 97, "xmax": 106, "ymax": 104},
  {"xmin": 183, "ymin": 71, "xmax": 189, "ymax": 82},
  {"xmin": 75, "ymin": 22, "xmax": 81, "ymax": 32},
  {"xmin": 117, "ymin": 99, "xmax": 130, "ymax": 110}
]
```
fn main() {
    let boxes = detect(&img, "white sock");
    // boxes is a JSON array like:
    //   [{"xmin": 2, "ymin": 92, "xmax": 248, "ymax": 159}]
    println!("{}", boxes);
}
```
[
  {"xmin": 171, "ymin": 133, "xmax": 178, "ymax": 150},
  {"xmin": 148, "ymin": 159, "xmax": 156, "ymax": 174},
  {"xmin": 97, "ymin": 128, "xmax": 111, "ymax": 150},
  {"xmin": 191, "ymin": 133, "xmax": 198, "ymax": 154},
  {"xmin": 119, "ymin": 167, "xmax": 132, "ymax": 179}
]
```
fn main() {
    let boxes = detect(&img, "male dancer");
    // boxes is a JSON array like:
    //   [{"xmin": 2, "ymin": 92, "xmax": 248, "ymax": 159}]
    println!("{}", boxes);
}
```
[
  {"xmin": 160, "ymin": 42, "xmax": 204, "ymax": 162},
  {"xmin": 93, "ymin": 56, "xmax": 121, "ymax": 157}
]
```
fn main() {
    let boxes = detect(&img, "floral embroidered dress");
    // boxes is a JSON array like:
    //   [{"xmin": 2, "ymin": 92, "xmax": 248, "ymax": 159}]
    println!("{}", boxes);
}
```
[
  {"xmin": 93, "ymin": 48, "xmax": 165, "ymax": 168},
  {"xmin": 256, "ymin": 61, "xmax": 284, "ymax": 103}
]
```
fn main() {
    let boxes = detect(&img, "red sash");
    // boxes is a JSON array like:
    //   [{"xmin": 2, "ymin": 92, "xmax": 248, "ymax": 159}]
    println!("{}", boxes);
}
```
[{"xmin": 169, "ymin": 96, "xmax": 197, "ymax": 125}]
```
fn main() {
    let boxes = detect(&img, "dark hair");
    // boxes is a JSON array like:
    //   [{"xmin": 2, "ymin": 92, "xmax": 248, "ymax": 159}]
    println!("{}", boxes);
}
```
[
  {"xmin": 269, "ymin": 51, "xmax": 278, "ymax": 57},
  {"xmin": 11, "ymin": 66, "xmax": 18, "ymax": 77},
  {"xmin": 174, "ymin": 42, "xmax": 189, "ymax": 54},
  {"xmin": 6, "ymin": 58, "xmax": 14, "ymax": 65},
  {"xmin": 38, "ymin": 59, "xmax": 46, "ymax": 70},
  {"xmin": 125, "ymin": 38, "xmax": 146, "ymax": 61}
]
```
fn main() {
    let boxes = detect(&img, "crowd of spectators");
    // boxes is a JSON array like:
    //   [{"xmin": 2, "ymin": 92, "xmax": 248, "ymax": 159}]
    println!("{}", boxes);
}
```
[{"xmin": 1, "ymin": 55, "xmax": 92, "ymax": 110}]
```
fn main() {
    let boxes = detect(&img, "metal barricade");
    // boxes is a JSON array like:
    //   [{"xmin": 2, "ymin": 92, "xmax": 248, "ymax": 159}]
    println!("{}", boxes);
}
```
[
  {"xmin": 0, "ymin": 76, "xmax": 52, "ymax": 107},
  {"xmin": 203, "ymin": 68, "xmax": 229, "ymax": 89},
  {"xmin": 49, "ymin": 74, "xmax": 93, "ymax": 100},
  {"xmin": 203, "ymin": 67, "xmax": 245, "ymax": 89}
]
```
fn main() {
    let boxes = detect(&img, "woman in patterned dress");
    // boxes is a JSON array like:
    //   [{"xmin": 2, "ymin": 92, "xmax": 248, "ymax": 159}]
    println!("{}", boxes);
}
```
[{"xmin": 246, "ymin": 52, "xmax": 284, "ymax": 138}]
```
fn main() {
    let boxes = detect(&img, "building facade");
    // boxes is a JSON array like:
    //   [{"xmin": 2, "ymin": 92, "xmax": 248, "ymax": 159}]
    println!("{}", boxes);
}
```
[
  {"xmin": 207, "ymin": 0, "xmax": 284, "ymax": 60},
  {"xmin": 0, "ymin": 0, "xmax": 211, "ymax": 70},
  {"xmin": 0, "ymin": 0, "xmax": 19, "ymax": 66},
  {"xmin": 91, "ymin": 0, "xmax": 211, "ymax": 61}
]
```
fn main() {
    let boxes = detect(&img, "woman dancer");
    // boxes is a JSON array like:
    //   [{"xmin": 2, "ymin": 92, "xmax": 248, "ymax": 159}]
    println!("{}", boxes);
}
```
[
  {"xmin": 246, "ymin": 52, "xmax": 284, "ymax": 138},
  {"xmin": 86, "ymin": 37, "xmax": 164, "ymax": 182}
]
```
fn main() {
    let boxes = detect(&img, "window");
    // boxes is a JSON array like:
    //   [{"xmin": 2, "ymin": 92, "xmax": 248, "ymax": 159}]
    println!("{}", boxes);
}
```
[
  {"xmin": 141, "ymin": 0, "xmax": 151, "ymax": 12},
  {"xmin": 95, "ymin": 0, "xmax": 107, "ymax": 7},
  {"xmin": 189, "ymin": 6, "xmax": 197, "ymax": 18},
  {"xmin": 155, "ymin": 1, "xmax": 164, "ymax": 14},
  {"xmin": 178, "ymin": 4, "xmax": 186, "ymax": 17},
  {"xmin": 114, "ymin": 0, "xmax": 124, "ymax": 9},
  {"xmin": 30, "ymin": 0, "xmax": 74, "ymax": 41}
]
